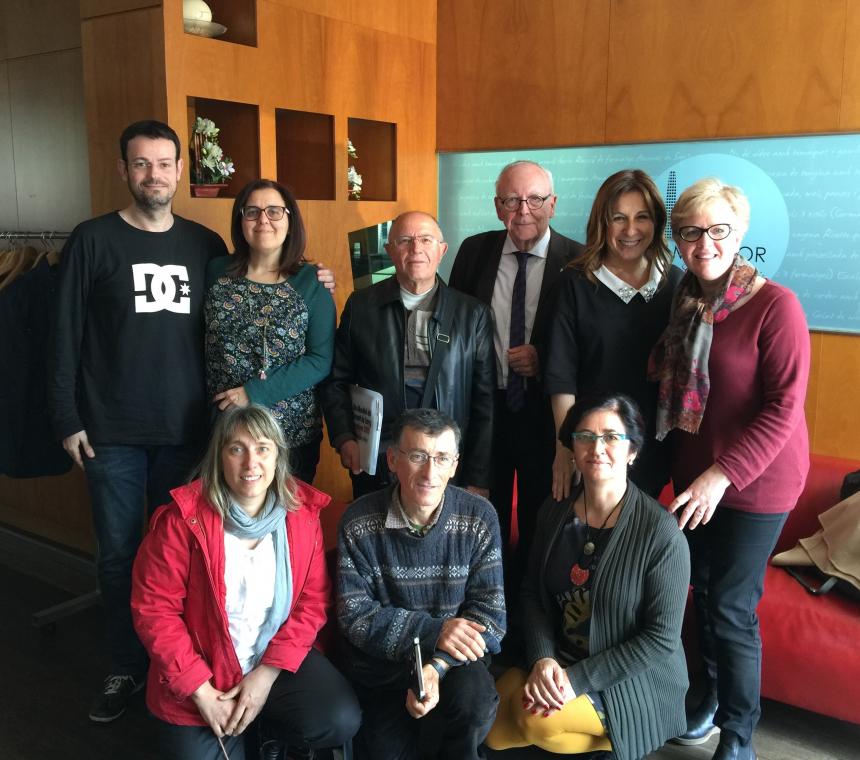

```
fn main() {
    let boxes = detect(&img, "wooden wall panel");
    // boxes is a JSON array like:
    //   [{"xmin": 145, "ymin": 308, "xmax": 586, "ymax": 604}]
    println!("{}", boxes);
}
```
[
  {"xmin": 270, "ymin": 0, "xmax": 436, "ymax": 44},
  {"xmin": 8, "ymin": 49, "xmax": 92, "ymax": 230},
  {"xmin": 438, "ymin": 0, "xmax": 855, "ymax": 148},
  {"xmin": 605, "ymin": 0, "xmax": 846, "ymax": 143},
  {"xmin": 81, "ymin": 6, "xmax": 167, "ymax": 216},
  {"xmin": 0, "ymin": 471, "xmax": 93, "ymax": 554},
  {"xmin": 0, "ymin": 63, "xmax": 18, "ymax": 230},
  {"xmin": 809, "ymin": 333, "xmax": 860, "ymax": 460},
  {"xmin": 1, "ymin": 0, "xmax": 81, "ymax": 59},
  {"xmin": 804, "ymin": 331, "xmax": 822, "ymax": 450},
  {"xmin": 841, "ymin": 0, "xmax": 860, "ymax": 129},
  {"xmin": 436, "ymin": 0, "xmax": 608, "ymax": 151},
  {"xmin": 80, "ymin": 0, "xmax": 161, "ymax": 20}
]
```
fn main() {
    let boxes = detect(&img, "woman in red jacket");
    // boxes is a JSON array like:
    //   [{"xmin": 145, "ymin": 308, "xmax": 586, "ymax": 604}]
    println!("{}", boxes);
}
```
[{"xmin": 131, "ymin": 405, "xmax": 360, "ymax": 759}]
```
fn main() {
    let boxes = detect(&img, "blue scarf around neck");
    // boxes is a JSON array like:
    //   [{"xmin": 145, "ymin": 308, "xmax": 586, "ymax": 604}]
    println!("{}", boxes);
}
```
[{"xmin": 224, "ymin": 491, "xmax": 293, "ymax": 668}]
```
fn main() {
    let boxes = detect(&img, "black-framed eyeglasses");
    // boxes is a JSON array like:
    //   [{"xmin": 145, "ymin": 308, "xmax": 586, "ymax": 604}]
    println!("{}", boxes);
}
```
[
  {"xmin": 241, "ymin": 205, "xmax": 289, "ymax": 221},
  {"xmin": 571, "ymin": 432, "xmax": 631, "ymax": 447},
  {"xmin": 497, "ymin": 194, "xmax": 552, "ymax": 211},
  {"xmin": 676, "ymin": 223, "xmax": 733, "ymax": 242},
  {"xmin": 396, "ymin": 447, "xmax": 458, "ymax": 468}
]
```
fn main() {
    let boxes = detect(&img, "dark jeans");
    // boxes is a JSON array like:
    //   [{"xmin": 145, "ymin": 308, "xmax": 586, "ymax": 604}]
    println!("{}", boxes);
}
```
[
  {"xmin": 84, "ymin": 442, "xmax": 201, "ymax": 675},
  {"xmin": 354, "ymin": 659, "xmax": 498, "ymax": 760},
  {"xmin": 159, "ymin": 648, "xmax": 361, "ymax": 760},
  {"xmin": 489, "ymin": 391, "xmax": 554, "ymax": 606},
  {"xmin": 290, "ymin": 436, "xmax": 322, "ymax": 484},
  {"xmin": 687, "ymin": 507, "xmax": 788, "ymax": 745}
]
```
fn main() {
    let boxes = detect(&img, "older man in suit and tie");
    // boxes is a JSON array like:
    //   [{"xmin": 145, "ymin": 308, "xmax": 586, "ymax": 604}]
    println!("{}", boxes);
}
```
[{"xmin": 448, "ymin": 160, "xmax": 584, "ymax": 603}]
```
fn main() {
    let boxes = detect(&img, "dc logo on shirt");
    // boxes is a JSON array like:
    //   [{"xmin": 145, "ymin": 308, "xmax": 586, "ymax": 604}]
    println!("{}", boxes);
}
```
[{"xmin": 131, "ymin": 263, "xmax": 191, "ymax": 314}]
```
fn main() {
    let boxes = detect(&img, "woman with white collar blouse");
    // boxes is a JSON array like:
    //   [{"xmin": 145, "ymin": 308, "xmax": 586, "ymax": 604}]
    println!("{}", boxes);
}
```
[{"xmin": 545, "ymin": 169, "xmax": 683, "ymax": 500}]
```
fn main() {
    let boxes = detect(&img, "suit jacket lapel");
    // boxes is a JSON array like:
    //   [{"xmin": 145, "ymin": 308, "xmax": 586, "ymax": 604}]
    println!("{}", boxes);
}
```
[
  {"xmin": 533, "ymin": 228, "xmax": 569, "ymax": 344},
  {"xmin": 474, "ymin": 231, "xmax": 506, "ymax": 305}
]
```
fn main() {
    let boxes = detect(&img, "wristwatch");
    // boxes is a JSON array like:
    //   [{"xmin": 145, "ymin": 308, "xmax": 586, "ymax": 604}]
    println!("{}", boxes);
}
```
[{"xmin": 429, "ymin": 657, "xmax": 449, "ymax": 680}]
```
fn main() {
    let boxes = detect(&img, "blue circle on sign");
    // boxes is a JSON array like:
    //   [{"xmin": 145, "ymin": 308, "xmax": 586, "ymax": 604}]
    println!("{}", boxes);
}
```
[{"xmin": 655, "ymin": 154, "xmax": 789, "ymax": 278}]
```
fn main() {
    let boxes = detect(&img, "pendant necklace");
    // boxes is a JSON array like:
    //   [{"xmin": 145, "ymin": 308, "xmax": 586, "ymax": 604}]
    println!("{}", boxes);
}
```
[
  {"xmin": 249, "ymin": 288, "xmax": 280, "ymax": 380},
  {"xmin": 569, "ymin": 488, "xmax": 626, "ymax": 587}
]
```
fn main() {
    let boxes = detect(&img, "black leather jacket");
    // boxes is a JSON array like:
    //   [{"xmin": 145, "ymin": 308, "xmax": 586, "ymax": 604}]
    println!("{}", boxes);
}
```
[{"xmin": 321, "ymin": 276, "xmax": 495, "ymax": 488}]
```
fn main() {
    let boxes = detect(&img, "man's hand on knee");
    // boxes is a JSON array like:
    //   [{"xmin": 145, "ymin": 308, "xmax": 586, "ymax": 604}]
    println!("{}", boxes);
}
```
[{"xmin": 436, "ymin": 617, "xmax": 487, "ymax": 662}]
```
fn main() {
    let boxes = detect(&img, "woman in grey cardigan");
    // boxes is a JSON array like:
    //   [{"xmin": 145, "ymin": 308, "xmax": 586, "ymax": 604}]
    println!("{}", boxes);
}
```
[{"xmin": 486, "ymin": 392, "xmax": 690, "ymax": 759}]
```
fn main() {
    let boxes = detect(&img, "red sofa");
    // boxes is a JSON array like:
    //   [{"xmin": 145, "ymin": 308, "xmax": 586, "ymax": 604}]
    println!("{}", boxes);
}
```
[
  {"xmin": 677, "ymin": 455, "xmax": 860, "ymax": 725},
  {"xmin": 758, "ymin": 454, "xmax": 860, "ymax": 725}
]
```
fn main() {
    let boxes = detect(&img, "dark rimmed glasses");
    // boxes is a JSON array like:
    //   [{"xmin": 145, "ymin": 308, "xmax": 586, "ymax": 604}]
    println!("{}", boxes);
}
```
[
  {"xmin": 241, "ymin": 205, "xmax": 289, "ymax": 221},
  {"xmin": 497, "ymin": 194, "xmax": 552, "ymax": 211},
  {"xmin": 676, "ymin": 223, "xmax": 733, "ymax": 242}
]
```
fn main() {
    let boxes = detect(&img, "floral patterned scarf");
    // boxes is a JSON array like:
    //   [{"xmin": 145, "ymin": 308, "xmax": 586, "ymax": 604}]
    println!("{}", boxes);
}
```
[{"xmin": 648, "ymin": 254, "xmax": 758, "ymax": 440}]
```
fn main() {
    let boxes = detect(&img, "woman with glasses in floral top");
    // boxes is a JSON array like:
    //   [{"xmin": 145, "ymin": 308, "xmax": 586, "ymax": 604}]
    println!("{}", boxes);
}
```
[{"xmin": 205, "ymin": 179, "xmax": 335, "ymax": 483}]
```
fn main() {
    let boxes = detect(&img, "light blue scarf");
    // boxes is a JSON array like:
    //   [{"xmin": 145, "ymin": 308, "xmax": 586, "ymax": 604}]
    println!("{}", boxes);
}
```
[{"xmin": 224, "ymin": 492, "xmax": 293, "ymax": 667}]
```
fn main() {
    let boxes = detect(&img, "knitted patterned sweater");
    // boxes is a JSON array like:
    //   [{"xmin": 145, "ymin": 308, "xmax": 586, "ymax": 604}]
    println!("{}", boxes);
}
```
[{"xmin": 337, "ymin": 484, "xmax": 506, "ymax": 688}]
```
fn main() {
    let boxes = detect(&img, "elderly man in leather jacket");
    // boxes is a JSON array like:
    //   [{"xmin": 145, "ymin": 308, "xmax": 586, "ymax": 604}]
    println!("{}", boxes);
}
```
[{"xmin": 322, "ymin": 211, "xmax": 495, "ymax": 499}]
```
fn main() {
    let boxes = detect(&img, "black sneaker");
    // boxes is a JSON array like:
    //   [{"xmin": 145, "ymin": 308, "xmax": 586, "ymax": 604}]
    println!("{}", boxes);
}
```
[
  {"xmin": 260, "ymin": 740, "xmax": 285, "ymax": 760},
  {"xmin": 284, "ymin": 747, "xmax": 315, "ymax": 759},
  {"xmin": 88, "ymin": 674, "xmax": 144, "ymax": 723},
  {"xmin": 284, "ymin": 747, "xmax": 314, "ymax": 759}
]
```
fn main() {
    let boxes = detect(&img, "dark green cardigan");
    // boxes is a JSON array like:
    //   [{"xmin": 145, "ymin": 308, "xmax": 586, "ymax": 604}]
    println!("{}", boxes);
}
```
[{"xmin": 521, "ymin": 481, "xmax": 690, "ymax": 760}]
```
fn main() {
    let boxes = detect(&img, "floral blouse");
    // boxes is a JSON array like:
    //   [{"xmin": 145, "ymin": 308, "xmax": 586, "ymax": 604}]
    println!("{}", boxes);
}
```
[{"xmin": 205, "ymin": 275, "xmax": 321, "ymax": 446}]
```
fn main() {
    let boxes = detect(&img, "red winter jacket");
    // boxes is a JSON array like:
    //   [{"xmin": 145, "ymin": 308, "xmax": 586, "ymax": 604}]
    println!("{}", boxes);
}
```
[{"xmin": 131, "ymin": 478, "xmax": 331, "ymax": 726}]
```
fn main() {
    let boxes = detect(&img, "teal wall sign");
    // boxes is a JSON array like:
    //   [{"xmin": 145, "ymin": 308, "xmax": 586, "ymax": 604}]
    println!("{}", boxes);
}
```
[{"xmin": 438, "ymin": 134, "xmax": 860, "ymax": 333}]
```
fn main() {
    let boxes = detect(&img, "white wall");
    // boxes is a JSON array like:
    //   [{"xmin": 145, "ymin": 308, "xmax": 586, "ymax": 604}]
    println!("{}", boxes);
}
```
[{"xmin": 0, "ymin": 0, "xmax": 91, "ymax": 233}]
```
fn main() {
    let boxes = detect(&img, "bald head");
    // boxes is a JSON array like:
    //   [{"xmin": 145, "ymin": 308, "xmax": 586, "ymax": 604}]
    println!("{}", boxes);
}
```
[
  {"xmin": 495, "ymin": 161, "xmax": 554, "ymax": 196},
  {"xmin": 384, "ymin": 211, "xmax": 448, "ymax": 294},
  {"xmin": 388, "ymin": 211, "xmax": 443, "ymax": 243}
]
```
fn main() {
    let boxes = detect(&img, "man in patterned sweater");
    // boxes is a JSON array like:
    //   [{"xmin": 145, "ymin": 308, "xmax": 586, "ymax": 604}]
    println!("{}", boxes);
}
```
[{"xmin": 337, "ymin": 408, "xmax": 506, "ymax": 760}]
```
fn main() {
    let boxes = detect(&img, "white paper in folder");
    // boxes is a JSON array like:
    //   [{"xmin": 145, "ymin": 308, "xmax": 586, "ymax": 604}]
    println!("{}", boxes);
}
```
[{"xmin": 349, "ymin": 385, "xmax": 383, "ymax": 475}]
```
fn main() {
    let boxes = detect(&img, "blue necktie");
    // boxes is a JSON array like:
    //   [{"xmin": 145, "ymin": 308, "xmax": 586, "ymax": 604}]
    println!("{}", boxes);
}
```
[{"xmin": 506, "ymin": 251, "xmax": 530, "ymax": 412}]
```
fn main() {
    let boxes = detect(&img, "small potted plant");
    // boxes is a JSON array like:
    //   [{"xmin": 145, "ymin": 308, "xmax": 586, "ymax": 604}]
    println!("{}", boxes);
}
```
[
  {"xmin": 347, "ymin": 138, "xmax": 362, "ymax": 200},
  {"xmin": 190, "ymin": 117, "xmax": 235, "ymax": 197}
]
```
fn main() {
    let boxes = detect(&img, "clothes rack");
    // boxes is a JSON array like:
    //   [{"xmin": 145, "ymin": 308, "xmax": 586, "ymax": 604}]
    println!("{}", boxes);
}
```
[
  {"xmin": 0, "ymin": 230, "xmax": 70, "ymax": 243},
  {"xmin": 1, "ymin": 228, "xmax": 97, "ymax": 628}
]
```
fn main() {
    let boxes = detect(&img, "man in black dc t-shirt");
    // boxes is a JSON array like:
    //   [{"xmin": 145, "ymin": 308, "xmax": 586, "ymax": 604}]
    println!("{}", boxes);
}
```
[{"xmin": 48, "ymin": 121, "xmax": 228, "ymax": 723}]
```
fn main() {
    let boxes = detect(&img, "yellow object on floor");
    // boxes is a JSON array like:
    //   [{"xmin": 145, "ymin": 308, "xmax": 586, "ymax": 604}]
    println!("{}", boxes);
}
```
[{"xmin": 486, "ymin": 667, "xmax": 613, "ymax": 754}]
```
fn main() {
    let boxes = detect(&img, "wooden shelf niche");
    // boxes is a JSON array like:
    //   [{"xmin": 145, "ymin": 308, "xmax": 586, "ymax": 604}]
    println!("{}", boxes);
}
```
[
  {"xmin": 182, "ymin": 0, "xmax": 257, "ymax": 48},
  {"xmin": 186, "ymin": 96, "xmax": 259, "ymax": 198},
  {"xmin": 275, "ymin": 109, "xmax": 335, "ymax": 200},
  {"xmin": 347, "ymin": 118, "xmax": 397, "ymax": 201}
]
